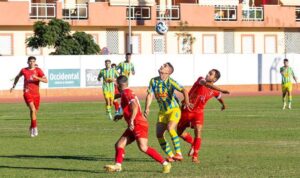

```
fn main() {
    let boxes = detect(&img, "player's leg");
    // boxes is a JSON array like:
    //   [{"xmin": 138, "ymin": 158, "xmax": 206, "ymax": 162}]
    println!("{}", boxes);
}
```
[
  {"xmin": 28, "ymin": 102, "xmax": 37, "ymax": 137},
  {"xmin": 136, "ymin": 137, "xmax": 171, "ymax": 173},
  {"xmin": 167, "ymin": 108, "xmax": 183, "ymax": 161},
  {"xmin": 191, "ymin": 124, "xmax": 203, "ymax": 164},
  {"xmin": 287, "ymin": 83, "xmax": 293, "ymax": 109},
  {"xmin": 104, "ymin": 131, "xmax": 135, "ymax": 172},
  {"xmin": 103, "ymin": 91, "xmax": 113, "ymax": 120},
  {"xmin": 282, "ymin": 85, "xmax": 287, "ymax": 109},
  {"xmin": 156, "ymin": 120, "xmax": 174, "ymax": 160},
  {"xmin": 178, "ymin": 111, "xmax": 194, "ymax": 145}
]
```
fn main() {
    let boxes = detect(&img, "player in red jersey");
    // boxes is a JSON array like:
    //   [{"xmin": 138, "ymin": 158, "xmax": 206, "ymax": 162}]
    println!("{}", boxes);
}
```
[
  {"xmin": 10, "ymin": 56, "xmax": 48, "ymax": 137},
  {"xmin": 177, "ymin": 69, "xmax": 230, "ymax": 163},
  {"xmin": 104, "ymin": 75, "xmax": 171, "ymax": 173}
]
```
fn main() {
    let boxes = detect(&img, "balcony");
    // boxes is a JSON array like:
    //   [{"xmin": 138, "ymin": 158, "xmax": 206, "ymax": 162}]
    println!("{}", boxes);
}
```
[
  {"xmin": 126, "ymin": 6, "xmax": 151, "ymax": 20},
  {"xmin": 296, "ymin": 7, "xmax": 300, "ymax": 21},
  {"xmin": 242, "ymin": 7, "xmax": 264, "ymax": 21},
  {"xmin": 30, "ymin": 3, "xmax": 56, "ymax": 19},
  {"xmin": 214, "ymin": 6, "xmax": 237, "ymax": 21},
  {"xmin": 156, "ymin": 5, "xmax": 180, "ymax": 20},
  {"xmin": 63, "ymin": 4, "xmax": 88, "ymax": 20}
]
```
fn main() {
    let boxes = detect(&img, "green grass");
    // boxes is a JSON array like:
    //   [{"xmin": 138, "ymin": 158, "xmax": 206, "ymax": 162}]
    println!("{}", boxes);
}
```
[{"xmin": 0, "ymin": 96, "xmax": 299, "ymax": 178}]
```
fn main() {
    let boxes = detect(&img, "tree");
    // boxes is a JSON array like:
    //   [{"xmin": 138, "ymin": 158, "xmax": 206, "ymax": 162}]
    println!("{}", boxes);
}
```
[{"xmin": 26, "ymin": 19, "xmax": 100, "ymax": 55}]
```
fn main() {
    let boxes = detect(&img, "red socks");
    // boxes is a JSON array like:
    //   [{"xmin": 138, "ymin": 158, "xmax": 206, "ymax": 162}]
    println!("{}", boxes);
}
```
[
  {"xmin": 181, "ymin": 133, "xmax": 194, "ymax": 144},
  {"xmin": 115, "ymin": 147, "xmax": 125, "ymax": 164},
  {"xmin": 146, "ymin": 147, "xmax": 165, "ymax": 164},
  {"xmin": 113, "ymin": 101, "xmax": 120, "ymax": 110},
  {"xmin": 193, "ymin": 138, "xmax": 202, "ymax": 157},
  {"xmin": 31, "ymin": 119, "xmax": 37, "ymax": 128}
]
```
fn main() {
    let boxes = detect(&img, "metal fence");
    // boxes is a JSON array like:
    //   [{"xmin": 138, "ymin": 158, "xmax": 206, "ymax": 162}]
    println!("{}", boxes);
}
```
[{"xmin": 30, "ymin": 3, "xmax": 56, "ymax": 19}]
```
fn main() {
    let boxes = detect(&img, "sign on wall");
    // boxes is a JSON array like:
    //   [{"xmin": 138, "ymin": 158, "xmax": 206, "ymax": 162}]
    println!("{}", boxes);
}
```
[
  {"xmin": 48, "ymin": 69, "xmax": 80, "ymax": 88},
  {"xmin": 86, "ymin": 69, "xmax": 102, "ymax": 87}
]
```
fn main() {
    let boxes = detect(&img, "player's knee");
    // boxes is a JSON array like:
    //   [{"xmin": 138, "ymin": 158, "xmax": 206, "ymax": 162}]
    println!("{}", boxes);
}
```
[{"xmin": 138, "ymin": 144, "xmax": 148, "ymax": 152}]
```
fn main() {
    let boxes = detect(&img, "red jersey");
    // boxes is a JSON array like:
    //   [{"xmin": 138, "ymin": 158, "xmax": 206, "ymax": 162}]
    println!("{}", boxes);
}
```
[
  {"xmin": 20, "ymin": 67, "xmax": 45, "ymax": 94},
  {"xmin": 120, "ymin": 88, "xmax": 148, "ymax": 126},
  {"xmin": 186, "ymin": 77, "xmax": 221, "ymax": 112}
]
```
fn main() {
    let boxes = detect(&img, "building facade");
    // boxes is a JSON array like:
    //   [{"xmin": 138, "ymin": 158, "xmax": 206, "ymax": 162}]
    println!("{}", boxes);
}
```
[{"xmin": 0, "ymin": 0, "xmax": 300, "ymax": 56}]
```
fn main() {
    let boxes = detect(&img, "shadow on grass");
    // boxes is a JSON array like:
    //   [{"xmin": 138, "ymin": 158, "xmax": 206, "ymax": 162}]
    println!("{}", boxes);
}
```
[
  {"xmin": 0, "ymin": 155, "xmax": 153, "ymax": 162},
  {"xmin": 0, "ymin": 165, "xmax": 104, "ymax": 174}
]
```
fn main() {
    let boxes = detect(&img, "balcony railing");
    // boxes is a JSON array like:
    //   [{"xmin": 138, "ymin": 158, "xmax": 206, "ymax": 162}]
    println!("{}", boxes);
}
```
[
  {"xmin": 242, "ymin": 7, "xmax": 264, "ymax": 21},
  {"xmin": 156, "ymin": 5, "xmax": 180, "ymax": 20},
  {"xmin": 30, "ymin": 3, "xmax": 56, "ymax": 19},
  {"xmin": 215, "ymin": 6, "xmax": 237, "ymax": 21},
  {"xmin": 63, "ymin": 4, "xmax": 88, "ymax": 20},
  {"xmin": 296, "ymin": 7, "xmax": 300, "ymax": 21},
  {"xmin": 126, "ymin": 6, "xmax": 151, "ymax": 20}
]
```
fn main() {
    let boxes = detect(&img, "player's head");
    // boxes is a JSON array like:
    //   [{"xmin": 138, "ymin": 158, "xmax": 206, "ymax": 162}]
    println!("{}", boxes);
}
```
[
  {"xmin": 206, "ymin": 69, "xmax": 221, "ymax": 83},
  {"xmin": 105, "ymin": 59, "xmax": 111, "ymax": 68},
  {"xmin": 111, "ymin": 63, "xmax": 116, "ymax": 68},
  {"xmin": 125, "ymin": 53, "xmax": 131, "ymax": 62},
  {"xmin": 27, "ymin": 56, "xmax": 36, "ymax": 68},
  {"xmin": 283, "ymin": 58, "xmax": 289, "ymax": 67},
  {"xmin": 159, "ymin": 62, "xmax": 174, "ymax": 76},
  {"xmin": 117, "ymin": 75, "xmax": 128, "ymax": 92}
]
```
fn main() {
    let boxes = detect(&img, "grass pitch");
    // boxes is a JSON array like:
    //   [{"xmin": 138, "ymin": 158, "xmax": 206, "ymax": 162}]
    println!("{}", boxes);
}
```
[{"xmin": 0, "ymin": 95, "xmax": 299, "ymax": 178}]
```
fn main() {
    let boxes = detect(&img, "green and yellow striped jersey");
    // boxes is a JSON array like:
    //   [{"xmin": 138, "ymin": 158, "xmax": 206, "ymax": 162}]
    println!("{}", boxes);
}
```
[
  {"xmin": 117, "ymin": 62, "xmax": 135, "ymax": 77},
  {"xmin": 98, "ymin": 68, "xmax": 119, "ymax": 92},
  {"xmin": 280, "ymin": 66, "xmax": 295, "ymax": 84},
  {"xmin": 147, "ymin": 76, "xmax": 183, "ymax": 112}
]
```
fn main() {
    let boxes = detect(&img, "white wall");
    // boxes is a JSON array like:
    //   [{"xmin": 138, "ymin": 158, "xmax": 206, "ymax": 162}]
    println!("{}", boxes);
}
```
[{"xmin": 1, "ymin": 54, "xmax": 299, "ymax": 90}]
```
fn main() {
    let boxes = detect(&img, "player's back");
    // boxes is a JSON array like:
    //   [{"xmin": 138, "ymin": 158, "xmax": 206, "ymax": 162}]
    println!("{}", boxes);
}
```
[
  {"xmin": 121, "ymin": 88, "xmax": 147, "ymax": 126},
  {"xmin": 187, "ymin": 77, "xmax": 221, "ymax": 111}
]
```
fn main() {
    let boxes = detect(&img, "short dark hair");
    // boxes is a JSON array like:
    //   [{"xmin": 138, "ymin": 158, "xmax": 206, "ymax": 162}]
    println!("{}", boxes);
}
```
[
  {"xmin": 126, "ymin": 53, "xmax": 131, "ymax": 56},
  {"xmin": 117, "ymin": 75, "xmax": 128, "ymax": 84},
  {"xmin": 111, "ymin": 63, "xmax": 116, "ymax": 68},
  {"xmin": 166, "ymin": 62, "xmax": 174, "ymax": 74},
  {"xmin": 284, "ymin": 58, "xmax": 288, "ymax": 62},
  {"xmin": 105, "ymin": 59, "xmax": 111, "ymax": 63},
  {"xmin": 212, "ymin": 69, "xmax": 221, "ymax": 81},
  {"xmin": 28, "ymin": 56, "xmax": 36, "ymax": 61}
]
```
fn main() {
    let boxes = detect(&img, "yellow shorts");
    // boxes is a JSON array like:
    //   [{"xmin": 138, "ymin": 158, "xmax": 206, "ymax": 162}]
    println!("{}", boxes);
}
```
[
  {"xmin": 282, "ymin": 83, "xmax": 292, "ymax": 93},
  {"xmin": 103, "ymin": 91, "xmax": 114, "ymax": 100},
  {"xmin": 157, "ymin": 108, "xmax": 181, "ymax": 124}
]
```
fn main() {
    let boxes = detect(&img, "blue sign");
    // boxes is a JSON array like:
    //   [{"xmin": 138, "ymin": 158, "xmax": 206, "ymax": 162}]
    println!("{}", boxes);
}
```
[{"xmin": 48, "ymin": 69, "xmax": 80, "ymax": 88}]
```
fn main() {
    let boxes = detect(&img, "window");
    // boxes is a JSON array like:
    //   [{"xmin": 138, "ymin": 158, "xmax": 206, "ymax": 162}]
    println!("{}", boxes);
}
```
[
  {"xmin": 203, "ymin": 35, "xmax": 216, "ymax": 54},
  {"xmin": 106, "ymin": 29, "xmax": 119, "ymax": 54},
  {"xmin": 264, "ymin": 35, "xmax": 277, "ymax": 54},
  {"xmin": 224, "ymin": 30, "xmax": 234, "ymax": 53},
  {"xmin": 26, "ymin": 34, "xmax": 42, "ymax": 55},
  {"xmin": 0, "ymin": 34, "xmax": 13, "ymax": 55},
  {"xmin": 241, "ymin": 35, "xmax": 254, "ymax": 53},
  {"xmin": 152, "ymin": 35, "xmax": 166, "ymax": 54},
  {"xmin": 126, "ymin": 34, "xmax": 141, "ymax": 54},
  {"xmin": 178, "ymin": 35, "xmax": 193, "ymax": 54}
]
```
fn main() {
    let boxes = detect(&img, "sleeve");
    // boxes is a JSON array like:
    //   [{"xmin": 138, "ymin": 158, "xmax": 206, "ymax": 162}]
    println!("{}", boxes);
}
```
[
  {"xmin": 170, "ymin": 78, "xmax": 183, "ymax": 92},
  {"xmin": 127, "ymin": 91, "xmax": 136, "ymax": 105},
  {"xmin": 214, "ymin": 90, "xmax": 222, "ymax": 99},
  {"xmin": 114, "ymin": 69, "xmax": 119, "ymax": 78},
  {"xmin": 280, "ymin": 67, "xmax": 284, "ymax": 73},
  {"xmin": 116, "ymin": 63, "xmax": 121, "ymax": 70},
  {"xmin": 37, "ymin": 68, "xmax": 45, "ymax": 78},
  {"xmin": 98, "ymin": 69, "xmax": 103, "ymax": 79},
  {"xmin": 291, "ymin": 67, "xmax": 295, "ymax": 77},
  {"xmin": 147, "ymin": 79, "xmax": 154, "ymax": 94}
]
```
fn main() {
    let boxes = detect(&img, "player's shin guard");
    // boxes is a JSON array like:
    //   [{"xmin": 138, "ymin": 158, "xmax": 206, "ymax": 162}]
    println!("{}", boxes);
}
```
[
  {"xmin": 193, "ymin": 138, "xmax": 202, "ymax": 158},
  {"xmin": 169, "ymin": 129, "xmax": 181, "ymax": 154},
  {"xmin": 115, "ymin": 147, "xmax": 125, "ymax": 164},
  {"xmin": 181, "ymin": 133, "xmax": 194, "ymax": 145},
  {"xmin": 113, "ymin": 100, "xmax": 120, "ymax": 111},
  {"xmin": 106, "ymin": 105, "xmax": 112, "ymax": 113},
  {"xmin": 31, "ymin": 119, "xmax": 37, "ymax": 128},
  {"xmin": 158, "ymin": 137, "xmax": 174, "ymax": 157},
  {"xmin": 145, "ymin": 147, "xmax": 165, "ymax": 164},
  {"xmin": 288, "ymin": 96, "xmax": 292, "ymax": 104}
]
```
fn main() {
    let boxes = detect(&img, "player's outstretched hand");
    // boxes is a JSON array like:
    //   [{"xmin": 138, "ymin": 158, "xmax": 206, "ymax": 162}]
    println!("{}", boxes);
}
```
[
  {"xmin": 114, "ymin": 115, "xmax": 123, "ymax": 122},
  {"xmin": 143, "ymin": 108, "xmax": 150, "ymax": 118},
  {"xmin": 222, "ymin": 90, "xmax": 230, "ymax": 94}
]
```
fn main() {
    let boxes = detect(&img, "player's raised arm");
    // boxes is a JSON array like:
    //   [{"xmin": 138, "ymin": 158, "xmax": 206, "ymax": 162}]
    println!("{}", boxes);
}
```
[
  {"xmin": 10, "ymin": 71, "xmax": 23, "ymax": 93},
  {"xmin": 199, "ymin": 79, "xmax": 230, "ymax": 94}
]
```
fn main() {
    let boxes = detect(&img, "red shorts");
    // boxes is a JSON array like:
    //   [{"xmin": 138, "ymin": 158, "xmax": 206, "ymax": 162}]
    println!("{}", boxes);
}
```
[
  {"xmin": 121, "ymin": 123, "xmax": 148, "ymax": 140},
  {"xmin": 23, "ymin": 92, "xmax": 40, "ymax": 110},
  {"xmin": 178, "ymin": 109, "xmax": 204, "ymax": 129}
]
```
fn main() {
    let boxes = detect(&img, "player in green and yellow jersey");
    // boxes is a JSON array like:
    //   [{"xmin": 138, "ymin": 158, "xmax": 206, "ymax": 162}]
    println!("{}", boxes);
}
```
[
  {"xmin": 116, "ymin": 53, "xmax": 135, "ymax": 78},
  {"xmin": 144, "ymin": 62, "xmax": 192, "ymax": 162},
  {"xmin": 98, "ymin": 59, "xmax": 119, "ymax": 120},
  {"xmin": 280, "ymin": 58, "xmax": 298, "ymax": 110}
]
